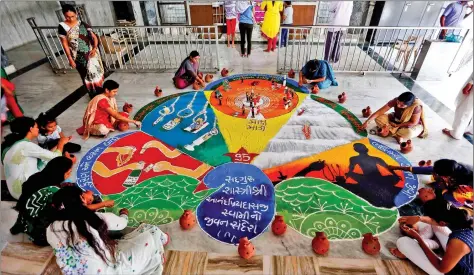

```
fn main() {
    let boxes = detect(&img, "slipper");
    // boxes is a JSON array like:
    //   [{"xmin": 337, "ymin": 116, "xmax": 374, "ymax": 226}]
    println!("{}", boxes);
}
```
[
  {"xmin": 442, "ymin": 128, "xmax": 456, "ymax": 139},
  {"xmin": 389, "ymin": 248, "xmax": 407, "ymax": 259}
]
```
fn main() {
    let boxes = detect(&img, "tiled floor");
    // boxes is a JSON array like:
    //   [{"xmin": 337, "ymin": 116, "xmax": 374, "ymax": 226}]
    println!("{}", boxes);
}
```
[{"xmin": 1, "ymin": 41, "xmax": 472, "ymax": 272}]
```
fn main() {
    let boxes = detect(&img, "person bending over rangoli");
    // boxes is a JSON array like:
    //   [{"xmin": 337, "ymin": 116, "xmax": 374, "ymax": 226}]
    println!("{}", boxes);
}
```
[{"xmin": 298, "ymin": 59, "xmax": 338, "ymax": 93}]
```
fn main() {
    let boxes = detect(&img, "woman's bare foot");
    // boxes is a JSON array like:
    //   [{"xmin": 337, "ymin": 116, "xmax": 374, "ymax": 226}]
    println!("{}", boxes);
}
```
[
  {"xmin": 389, "ymin": 248, "xmax": 407, "ymax": 259},
  {"xmin": 442, "ymin": 128, "xmax": 456, "ymax": 139},
  {"xmin": 264, "ymin": 49, "xmax": 271, "ymax": 52},
  {"xmin": 394, "ymin": 136, "xmax": 403, "ymax": 144}
]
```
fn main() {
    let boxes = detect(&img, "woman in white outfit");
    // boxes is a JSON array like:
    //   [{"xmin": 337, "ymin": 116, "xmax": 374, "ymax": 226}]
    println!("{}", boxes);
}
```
[
  {"xmin": 443, "ymin": 73, "xmax": 473, "ymax": 139},
  {"xmin": 46, "ymin": 186, "xmax": 170, "ymax": 275}
]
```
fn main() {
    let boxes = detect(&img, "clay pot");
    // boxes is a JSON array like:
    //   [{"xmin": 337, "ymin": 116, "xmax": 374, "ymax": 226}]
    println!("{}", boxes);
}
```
[
  {"xmin": 362, "ymin": 106, "xmax": 371, "ymax": 118},
  {"xmin": 418, "ymin": 160, "xmax": 432, "ymax": 167},
  {"xmin": 271, "ymin": 215, "xmax": 287, "ymax": 236},
  {"xmin": 311, "ymin": 86, "xmax": 319, "ymax": 94},
  {"xmin": 362, "ymin": 233, "xmax": 380, "ymax": 255},
  {"xmin": 154, "ymin": 86, "xmax": 163, "ymax": 97},
  {"xmin": 463, "ymin": 82, "xmax": 473, "ymax": 95},
  {"xmin": 400, "ymin": 139, "xmax": 413, "ymax": 154},
  {"xmin": 288, "ymin": 69, "xmax": 296, "ymax": 79},
  {"xmin": 123, "ymin": 102, "xmax": 133, "ymax": 113},
  {"xmin": 238, "ymin": 237, "xmax": 255, "ymax": 259},
  {"xmin": 179, "ymin": 210, "xmax": 196, "ymax": 230},
  {"xmin": 377, "ymin": 126, "xmax": 390, "ymax": 137},
  {"xmin": 205, "ymin": 74, "xmax": 214, "ymax": 83},
  {"xmin": 338, "ymin": 92, "xmax": 346, "ymax": 103},
  {"xmin": 221, "ymin": 68, "xmax": 229, "ymax": 77},
  {"xmin": 192, "ymin": 81, "xmax": 201, "ymax": 90},
  {"xmin": 312, "ymin": 232, "xmax": 329, "ymax": 255},
  {"xmin": 117, "ymin": 122, "xmax": 130, "ymax": 132}
]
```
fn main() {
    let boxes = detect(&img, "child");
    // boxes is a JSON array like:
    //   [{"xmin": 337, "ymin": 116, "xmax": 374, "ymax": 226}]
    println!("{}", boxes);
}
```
[
  {"xmin": 225, "ymin": 0, "xmax": 237, "ymax": 48},
  {"xmin": 281, "ymin": 1, "xmax": 293, "ymax": 47},
  {"xmin": 36, "ymin": 113, "xmax": 81, "ymax": 154},
  {"xmin": 81, "ymin": 190, "xmax": 115, "ymax": 211}
]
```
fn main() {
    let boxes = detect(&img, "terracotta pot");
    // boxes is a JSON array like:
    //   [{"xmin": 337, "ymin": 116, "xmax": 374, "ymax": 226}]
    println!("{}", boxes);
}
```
[
  {"xmin": 288, "ymin": 69, "xmax": 296, "ymax": 79},
  {"xmin": 154, "ymin": 86, "xmax": 163, "ymax": 97},
  {"xmin": 221, "ymin": 68, "xmax": 229, "ymax": 77},
  {"xmin": 338, "ymin": 92, "xmax": 346, "ymax": 103},
  {"xmin": 362, "ymin": 106, "xmax": 371, "ymax": 118},
  {"xmin": 192, "ymin": 81, "xmax": 201, "ymax": 90},
  {"xmin": 377, "ymin": 126, "xmax": 390, "ymax": 137},
  {"xmin": 400, "ymin": 139, "xmax": 413, "ymax": 154},
  {"xmin": 311, "ymin": 86, "xmax": 319, "ymax": 94},
  {"xmin": 205, "ymin": 74, "xmax": 214, "ymax": 83},
  {"xmin": 238, "ymin": 237, "xmax": 255, "ymax": 259},
  {"xmin": 418, "ymin": 160, "xmax": 431, "ymax": 167},
  {"xmin": 271, "ymin": 215, "xmax": 287, "ymax": 236},
  {"xmin": 426, "ymin": 160, "xmax": 432, "ymax": 166},
  {"xmin": 362, "ymin": 233, "xmax": 380, "ymax": 255},
  {"xmin": 179, "ymin": 210, "xmax": 196, "ymax": 230},
  {"xmin": 117, "ymin": 122, "xmax": 129, "ymax": 132},
  {"xmin": 123, "ymin": 102, "xmax": 133, "ymax": 113},
  {"xmin": 312, "ymin": 232, "xmax": 329, "ymax": 255}
]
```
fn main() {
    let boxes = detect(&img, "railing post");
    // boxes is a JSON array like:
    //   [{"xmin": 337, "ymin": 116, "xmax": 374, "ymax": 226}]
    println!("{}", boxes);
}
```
[
  {"xmin": 27, "ymin": 17, "xmax": 61, "ymax": 73},
  {"xmin": 214, "ymin": 25, "xmax": 220, "ymax": 71}
]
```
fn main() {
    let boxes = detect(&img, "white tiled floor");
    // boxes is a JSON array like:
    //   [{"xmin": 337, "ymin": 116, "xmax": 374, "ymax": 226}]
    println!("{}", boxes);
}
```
[{"xmin": 1, "ymin": 43, "xmax": 472, "ymax": 258}]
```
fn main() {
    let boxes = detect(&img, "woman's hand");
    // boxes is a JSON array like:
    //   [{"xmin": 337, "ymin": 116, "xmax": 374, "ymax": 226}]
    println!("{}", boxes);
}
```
[
  {"xmin": 89, "ymin": 48, "xmax": 97, "ymax": 58},
  {"xmin": 64, "ymin": 151, "xmax": 77, "ymax": 164},
  {"xmin": 389, "ymin": 121, "xmax": 399, "ymax": 127},
  {"xmin": 133, "ymin": 120, "xmax": 142, "ymax": 128},
  {"xmin": 398, "ymin": 216, "xmax": 421, "ymax": 226},
  {"xmin": 68, "ymin": 58, "xmax": 76, "ymax": 68},
  {"xmin": 103, "ymin": 200, "xmax": 115, "ymax": 208},
  {"xmin": 400, "ymin": 224, "xmax": 420, "ymax": 239},
  {"xmin": 361, "ymin": 120, "xmax": 370, "ymax": 129}
]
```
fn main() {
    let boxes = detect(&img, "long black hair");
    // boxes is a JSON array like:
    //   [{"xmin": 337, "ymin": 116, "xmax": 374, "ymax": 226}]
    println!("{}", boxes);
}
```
[
  {"xmin": 61, "ymin": 4, "xmax": 76, "ymax": 15},
  {"xmin": 424, "ymin": 198, "xmax": 472, "ymax": 230},
  {"xmin": 1, "ymin": 117, "xmax": 36, "ymax": 158},
  {"xmin": 14, "ymin": 156, "xmax": 73, "ymax": 213},
  {"xmin": 51, "ymin": 186, "xmax": 117, "ymax": 264},
  {"xmin": 434, "ymin": 159, "xmax": 473, "ymax": 188}
]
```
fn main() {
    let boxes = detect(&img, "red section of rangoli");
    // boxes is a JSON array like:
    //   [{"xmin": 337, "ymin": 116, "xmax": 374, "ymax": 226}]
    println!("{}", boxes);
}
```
[{"xmin": 91, "ymin": 132, "xmax": 212, "ymax": 195}]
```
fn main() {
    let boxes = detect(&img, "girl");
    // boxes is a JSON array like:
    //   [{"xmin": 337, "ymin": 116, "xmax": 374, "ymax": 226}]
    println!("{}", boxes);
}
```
[
  {"xmin": 261, "ymin": 1, "xmax": 284, "ymax": 52},
  {"xmin": 1, "ymin": 117, "xmax": 70, "ymax": 199},
  {"xmin": 37, "ymin": 113, "xmax": 81, "ymax": 154},
  {"xmin": 236, "ymin": 1, "xmax": 255, "ymax": 57},
  {"xmin": 47, "ymin": 186, "xmax": 170, "ymax": 275}
]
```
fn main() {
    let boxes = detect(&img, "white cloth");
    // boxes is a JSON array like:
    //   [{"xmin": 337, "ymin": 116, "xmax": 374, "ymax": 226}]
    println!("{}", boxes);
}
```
[
  {"xmin": 396, "ymin": 222, "xmax": 452, "ymax": 275},
  {"xmin": 327, "ymin": 1, "xmax": 353, "ymax": 31},
  {"xmin": 282, "ymin": 6, "xmax": 293, "ymax": 25},
  {"xmin": 47, "ymin": 213, "xmax": 169, "ymax": 275},
  {"xmin": 37, "ymin": 125, "xmax": 62, "ymax": 146},
  {"xmin": 3, "ymin": 140, "xmax": 61, "ymax": 199},
  {"xmin": 450, "ymin": 73, "xmax": 474, "ymax": 139},
  {"xmin": 236, "ymin": 1, "xmax": 252, "ymax": 13}
]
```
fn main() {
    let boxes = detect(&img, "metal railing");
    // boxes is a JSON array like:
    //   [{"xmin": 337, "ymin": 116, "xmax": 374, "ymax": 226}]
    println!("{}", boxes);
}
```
[
  {"xmin": 277, "ymin": 26, "xmax": 471, "ymax": 74},
  {"xmin": 27, "ymin": 17, "xmax": 219, "ymax": 73}
]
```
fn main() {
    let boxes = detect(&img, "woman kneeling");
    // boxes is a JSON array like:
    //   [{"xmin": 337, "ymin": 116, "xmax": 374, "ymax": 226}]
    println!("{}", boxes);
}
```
[
  {"xmin": 77, "ymin": 80, "xmax": 141, "ymax": 139},
  {"xmin": 173, "ymin": 51, "xmax": 205, "ymax": 89},
  {"xmin": 362, "ymin": 92, "xmax": 427, "ymax": 143}
]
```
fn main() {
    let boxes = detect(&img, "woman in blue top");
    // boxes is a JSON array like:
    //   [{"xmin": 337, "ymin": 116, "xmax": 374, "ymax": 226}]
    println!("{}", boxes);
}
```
[
  {"xmin": 298, "ymin": 59, "xmax": 338, "ymax": 93},
  {"xmin": 236, "ymin": 1, "xmax": 255, "ymax": 57},
  {"xmin": 396, "ymin": 199, "xmax": 473, "ymax": 275}
]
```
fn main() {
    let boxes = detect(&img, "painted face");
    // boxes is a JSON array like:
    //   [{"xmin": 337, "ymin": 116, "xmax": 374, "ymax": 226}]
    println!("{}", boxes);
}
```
[
  {"xmin": 45, "ymin": 121, "xmax": 57, "ymax": 134},
  {"xmin": 418, "ymin": 188, "xmax": 436, "ymax": 203},
  {"xmin": 64, "ymin": 11, "xmax": 77, "ymax": 24},
  {"xmin": 396, "ymin": 100, "xmax": 409, "ymax": 109},
  {"xmin": 30, "ymin": 123, "xmax": 40, "ymax": 138}
]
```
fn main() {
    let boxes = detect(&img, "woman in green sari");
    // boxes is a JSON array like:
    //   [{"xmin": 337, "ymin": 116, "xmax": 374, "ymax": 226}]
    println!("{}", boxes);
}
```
[{"xmin": 58, "ymin": 4, "xmax": 104, "ymax": 98}]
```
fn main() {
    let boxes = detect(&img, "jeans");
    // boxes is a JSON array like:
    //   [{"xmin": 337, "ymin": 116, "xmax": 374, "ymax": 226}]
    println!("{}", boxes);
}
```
[
  {"xmin": 239, "ymin": 23, "xmax": 253, "ymax": 55},
  {"xmin": 280, "ymin": 24, "xmax": 291, "ymax": 47}
]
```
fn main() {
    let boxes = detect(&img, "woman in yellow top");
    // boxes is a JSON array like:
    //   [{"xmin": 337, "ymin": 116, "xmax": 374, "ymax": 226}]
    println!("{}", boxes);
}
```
[{"xmin": 261, "ymin": 1, "xmax": 284, "ymax": 52}]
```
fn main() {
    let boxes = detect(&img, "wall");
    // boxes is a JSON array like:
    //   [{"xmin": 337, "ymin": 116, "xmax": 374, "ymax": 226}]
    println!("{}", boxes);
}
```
[
  {"xmin": 0, "ymin": 1, "xmax": 61, "ymax": 50},
  {"xmin": 75, "ymin": 0, "xmax": 116, "ymax": 26}
]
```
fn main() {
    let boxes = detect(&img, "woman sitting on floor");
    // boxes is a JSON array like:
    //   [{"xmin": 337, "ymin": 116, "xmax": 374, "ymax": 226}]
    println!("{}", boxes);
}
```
[
  {"xmin": 298, "ymin": 59, "xmax": 338, "ymax": 92},
  {"xmin": 173, "ymin": 51, "xmax": 205, "ymax": 89},
  {"xmin": 47, "ymin": 186, "xmax": 170, "ymax": 275},
  {"xmin": 77, "ymin": 80, "xmax": 141, "ymax": 140},
  {"xmin": 10, "ymin": 156, "xmax": 73, "ymax": 245},
  {"xmin": 392, "ymin": 199, "xmax": 472, "ymax": 275},
  {"xmin": 1, "ymin": 117, "xmax": 70, "ymax": 199},
  {"xmin": 362, "ymin": 92, "xmax": 428, "ymax": 143}
]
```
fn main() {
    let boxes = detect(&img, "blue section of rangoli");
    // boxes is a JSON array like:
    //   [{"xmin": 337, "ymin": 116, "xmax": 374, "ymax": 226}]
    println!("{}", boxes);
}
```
[
  {"xmin": 196, "ymin": 163, "xmax": 275, "ymax": 245},
  {"xmin": 369, "ymin": 139, "xmax": 418, "ymax": 207},
  {"xmin": 204, "ymin": 73, "xmax": 310, "ymax": 94},
  {"xmin": 76, "ymin": 132, "xmax": 133, "ymax": 195}
]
